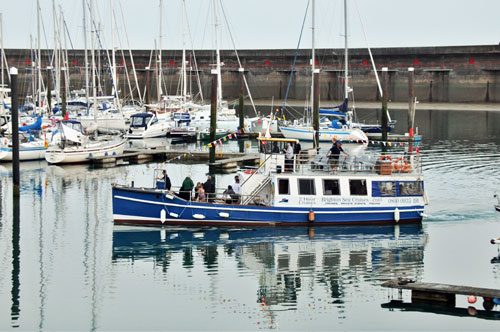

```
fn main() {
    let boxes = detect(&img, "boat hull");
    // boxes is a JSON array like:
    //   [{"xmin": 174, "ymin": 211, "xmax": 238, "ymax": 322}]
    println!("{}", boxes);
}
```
[
  {"xmin": 112, "ymin": 186, "xmax": 423, "ymax": 227},
  {"xmin": 45, "ymin": 139, "xmax": 126, "ymax": 164},
  {"xmin": 0, "ymin": 141, "xmax": 46, "ymax": 161},
  {"xmin": 279, "ymin": 126, "xmax": 368, "ymax": 142}
]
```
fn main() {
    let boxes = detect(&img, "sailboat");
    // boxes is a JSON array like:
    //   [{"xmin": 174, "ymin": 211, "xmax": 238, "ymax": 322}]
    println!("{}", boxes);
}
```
[
  {"xmin": 279, "ymin": 0, "xmax": 369, "ymax": 143},
  {"xmin": 45, "ymin": 0, "xmax": 126, "ymax": 164}
]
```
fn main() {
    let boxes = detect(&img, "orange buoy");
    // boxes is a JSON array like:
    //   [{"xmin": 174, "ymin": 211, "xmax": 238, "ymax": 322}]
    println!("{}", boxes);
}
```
[{"xmin": 308, "ymin": 210, "xmax": 315, "ymax": 222}]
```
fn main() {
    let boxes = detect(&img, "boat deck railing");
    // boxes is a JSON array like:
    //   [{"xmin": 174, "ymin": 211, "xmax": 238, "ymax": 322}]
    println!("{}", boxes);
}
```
[
  {"xmin": 145, "ymin": 185, "xmax": 272, "ymax": 207},
  {"xmin": 253, "ymin": 151, "xmax": 423, "ymax": 176}
]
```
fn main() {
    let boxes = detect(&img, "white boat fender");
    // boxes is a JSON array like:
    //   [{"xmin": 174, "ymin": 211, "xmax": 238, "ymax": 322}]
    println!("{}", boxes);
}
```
[
  {"xmin": 219, "ymin": 233, "xmax": 230, "ymax": 240},
  {"xmin": 394, "ymin": 208, "xmax": 400, "ymax": 222},
  {"xmin": 193, "ymin": 214, "xmax": 206, "ymax": 220},
  {"xmin": 165, "ymin": 193, "xmax": 174, "ymax": 200},
  {"xmin": 219, "ymin": 212, "xmax": 230, "ymax": 218},
  {"xmin": 160, "ymin": 209, "xmax": 166, "ymax": 223},
  {"xmin": 169, "ymin": 212, "xmax": 179, "ymax": 218},
  {"xmin": 490, "ymin": 238, "xmax": 500, "ymax": 244}
]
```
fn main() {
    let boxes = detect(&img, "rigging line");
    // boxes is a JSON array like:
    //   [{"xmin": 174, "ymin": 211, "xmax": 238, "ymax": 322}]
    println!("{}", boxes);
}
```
[
  {"xmin": 219, "ymin": 0, "xmax": 258, "ymax": 116},
  {"xmin": 185, "ymin": 9, "xmax": 204, "ymax": 102},
  {"xmin": 353, "ymin": 0, "xmax": 381, "ymax": 98},
  {"xmin": 282, "ymin": 0, "xmax": 310, "ymax": 114}
]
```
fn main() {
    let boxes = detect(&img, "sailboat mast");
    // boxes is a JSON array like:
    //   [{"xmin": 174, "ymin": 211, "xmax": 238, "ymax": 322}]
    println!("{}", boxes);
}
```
[
  {"xmin": 343, "ymin": 0, "xmax": 349, "ymax": 100},
  {"xmin": 110, "ymin": 0, "xmax": 121, "ymax": 111},
  {"xmin": 53, "ymin": 0, "xmax": 60, "ymax": 110},
  {"xmin": 158, "ymin": 0, "xmax": 163, "ymax": 102},
  {"xmin": 310, "ymin": 0, "xmax": 315, "ymax": 116},
  {"xmin": 83, "ymin": 0, "xmax": 89, "ymax": 107},
  {"xmin": 37, "ymin": 0, "xmax": 42, "ymax": 115},
  {"xmin": 182, "ymin": 0, "xmax": 187, "ymax": 103},
  {"xmin": 90, "ymin": 0, "xmax": 97, "ymax": 121},
  {"xmin": 213, "ymin": 0, "xmax": 222, "ymax": 108}
]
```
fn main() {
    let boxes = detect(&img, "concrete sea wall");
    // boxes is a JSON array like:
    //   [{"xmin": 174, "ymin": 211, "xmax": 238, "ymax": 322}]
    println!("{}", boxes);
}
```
[{"xmin": 3, "ymin": 44, "xmax": 500, "ymax": 104}]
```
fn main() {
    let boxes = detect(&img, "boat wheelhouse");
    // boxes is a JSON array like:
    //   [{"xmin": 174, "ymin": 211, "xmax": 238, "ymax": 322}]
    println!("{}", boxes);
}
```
[
  {"xmin": 126, "ymin": 113, "xmax": 170, "ymax": 139},
  {"xmin": 112, "ymin": 138, "xmax": 425, "ymax": 226}
]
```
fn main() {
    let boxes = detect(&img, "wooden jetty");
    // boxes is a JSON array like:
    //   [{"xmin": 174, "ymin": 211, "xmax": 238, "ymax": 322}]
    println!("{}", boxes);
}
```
[
  {"xmin": 382, "ymin": 280, "xmax": 500, "ymax": 306},
  {"xmin": 89, "ymin": 148, "xmax": 259, "ymax": 171},
  {"xmin": 208, "ymin": 154, "xmax": 260, "ymax": 171}
]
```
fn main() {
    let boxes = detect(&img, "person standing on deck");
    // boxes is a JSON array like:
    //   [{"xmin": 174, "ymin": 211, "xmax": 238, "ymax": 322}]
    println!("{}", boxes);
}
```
[
  {"xmin": 284, "ymin": 142, "xmax": 294, "ymax": 172},
  {"xmin": 203, "ymin": 175, "xmax": 215, "ymax": 201},
  {"xmin": 163, "ymin": 170, "xmax": 171, "ymax": 191},
  {"xmin": 294, "ymin": 141, "xmax": 302, "ymax": 169},
  {"xmin": 179, "ymin": 175, "xmax": 195, "ymax": 200},
  {"xmin": 231, "ymin": 175, "xmax": 241, "ymax": 202},
  {"xmin": 326, "ymin": 138, "xmax": 348, "ymax": 172}
]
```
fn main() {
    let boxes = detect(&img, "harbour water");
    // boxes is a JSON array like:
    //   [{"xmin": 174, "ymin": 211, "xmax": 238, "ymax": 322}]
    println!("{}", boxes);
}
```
[{"xmin": 1, "ymin": 109, "xmax": 500, "ymax": 330}]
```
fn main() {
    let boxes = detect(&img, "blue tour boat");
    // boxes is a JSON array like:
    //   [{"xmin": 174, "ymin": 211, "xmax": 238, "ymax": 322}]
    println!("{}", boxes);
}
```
[{"xmin": 112, "ymin": 138, "xmax": 426, "ymax": 226}]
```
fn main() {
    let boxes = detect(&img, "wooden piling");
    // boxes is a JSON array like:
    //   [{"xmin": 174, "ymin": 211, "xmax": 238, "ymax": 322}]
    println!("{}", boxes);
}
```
[
  {"xmin": 238, "ymin": 67, "xmax": 245, "ymax": 153},
  {"xmin": 209, "ymin": 69, "xmax": 217, "ymax": 165},
  {"xmin": 381, "ymin": 67, "xmax": 388, "ymax": 144},
  {"xmin": 313, "ymin": 68, "xmax": 320, "ymax": 150},
  {"xmin": 10, "ymin": 67, "xmax": 19, "ymax": 197},
  {"xmin": 408, "ymin": 67, "xmax": 415, "ymax": 134}
]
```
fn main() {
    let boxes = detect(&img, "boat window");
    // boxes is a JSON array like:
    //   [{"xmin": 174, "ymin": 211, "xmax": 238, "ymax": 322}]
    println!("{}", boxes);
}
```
[
  {"xmin": 399, "ymin": 181, "xmax": 423, "ymax": 196},
  {"xmin": 377, "ymin": 181, "xmax": 396, "ymax": 196},
  {"xmin": 151, "ymin": 117, "xmax": 158, "ymax": 125},
  {"xmin": 349, "ymin": 179, "xmax": 367, "ymax": 196},
  {"xmin": 131, "ymin": 116, "xmax": 145, "ymax": 127},
  {"xmin": 278, "ymin": 178, "xmax": 290, "ymax": 195},
  {"xmin": 298, "ymin": 179, "xmax": 316, "ymax": 195},
  {"xmin": 323, "ymin": 179, "xmax": 340, "ymax": 195}
]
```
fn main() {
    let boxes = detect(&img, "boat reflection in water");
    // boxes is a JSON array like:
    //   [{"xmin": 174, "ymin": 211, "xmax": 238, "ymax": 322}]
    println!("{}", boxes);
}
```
[{"xmin": 113, "ymin": 224, "xmax": 426, "ymax": 309}]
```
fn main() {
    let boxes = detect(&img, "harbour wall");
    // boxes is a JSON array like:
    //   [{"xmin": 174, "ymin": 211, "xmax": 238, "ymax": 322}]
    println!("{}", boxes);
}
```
[{"xmin": 3, "ymin": 44, "xmax": 500, "ymax": 105}]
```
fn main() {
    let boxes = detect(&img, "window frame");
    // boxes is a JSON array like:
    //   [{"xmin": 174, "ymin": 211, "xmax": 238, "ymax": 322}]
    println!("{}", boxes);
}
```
[
  {"xmin": 277, "ymin": 178, "xmax": 290, "ymax": 195},
  {"xmin": 323, "ymin": 179, "xmax": 341, "ymax": 196},
  {"xmin": 349, "ymin": 179, "xmax": 368, "ymax": 196},
  {"xmin": 298, "ymin": 178, "xmax": 316, "ymax": 196}
]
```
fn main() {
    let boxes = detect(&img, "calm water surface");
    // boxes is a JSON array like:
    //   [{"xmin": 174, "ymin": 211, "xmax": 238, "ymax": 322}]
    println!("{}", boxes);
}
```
[{"xmin": 1, "ymin": 118, "xmax": 500, "ymax": 330}]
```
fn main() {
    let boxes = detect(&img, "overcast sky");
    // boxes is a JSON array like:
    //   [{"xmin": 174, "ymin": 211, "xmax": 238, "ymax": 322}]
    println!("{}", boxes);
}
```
[{"xmin": 1, "ymin": 0, "xmax": 500, "ymax": 51}]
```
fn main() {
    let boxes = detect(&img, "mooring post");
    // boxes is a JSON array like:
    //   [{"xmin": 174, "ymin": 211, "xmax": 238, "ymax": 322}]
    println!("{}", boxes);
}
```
[
  {"xmin": 381, "ymin": 67, "xmax": 388, "ymax": 145},
  {"xmin": 313, "ymin": 68, "xmax": 320, "ymax": 150},
  {"xmin": 10, "ymin": 67, "xmax": 19, "ymax": 197},
  {"xmin": 209, "ymin": 69, "xmax": 217, "ymax": 165},
  {"xmin": 145, "ymin": 66, "xmax": 151, "ymax": 111},
  {"xmin": 238, "ymin": 67, "xmax": 245, "ymax": 153},
  {"xmin": 408, "ymin": 67, "xmax": 415, "ymax": 136},
  {"xmin": 61, "ymin": 67, "xmax": 67, "ymax": 117}
]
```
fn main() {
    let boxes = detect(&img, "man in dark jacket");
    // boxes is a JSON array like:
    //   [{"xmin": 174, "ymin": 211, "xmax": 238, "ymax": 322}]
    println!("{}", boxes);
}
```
[
  {"xmin": 326, "ymin": 138, "xmax": 348, "ymax": 171},
  {"xmin": 162, "ymin": 170, "xmax": 172, "ymax": 190},
  {"xmin": 203, "ymin": 175, "xmax": 215, "ymax": 201}
]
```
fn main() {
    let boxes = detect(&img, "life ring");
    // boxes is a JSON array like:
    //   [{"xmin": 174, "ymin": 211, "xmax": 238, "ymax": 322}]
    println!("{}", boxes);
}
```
[
  {"xmin": 393, "ymin": 157, "xmax": 410, "ymax": 173},
  {"xmin": 379, "ymin": 155, "xmax": 393, "ymax": 162}
]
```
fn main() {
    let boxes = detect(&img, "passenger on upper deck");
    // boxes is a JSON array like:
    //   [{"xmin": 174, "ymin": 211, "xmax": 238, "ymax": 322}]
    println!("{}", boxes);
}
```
[
  {"xmin": 326, "ymin": 138, "xmax": 348, "ymax": 172},
  {"xmin": 284, "ymin": 142, "xmax": 294, "ymax": 172}
]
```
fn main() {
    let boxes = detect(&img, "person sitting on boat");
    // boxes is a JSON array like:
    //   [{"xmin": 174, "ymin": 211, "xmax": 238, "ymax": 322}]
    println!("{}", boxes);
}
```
[
  {"xmin": 223, "ymin": 185, "xmax": 237, "ymax": 204},
  {"xmin": 194, "ymin": 182, "xmax": 203, "ymax": 201},
  {"xmin": 326, "ymin": 138, "xmax": 348, "ymax": 172},
  {"xmin": 178, "ymin": 175, "xmax": 194, "ymax": 200},
  {"xmin": 203, "ymin": 175, "xmax": 215, "ymax": 201},
  {"xmin": 284, "ymin": 142, "xmax": 294, "ymax": 172},
  {"xmin": 196, "ymin": 185, "xmax": 206, "ymax": 203}
]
